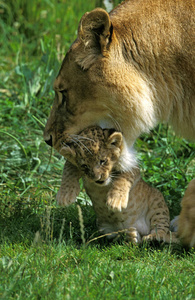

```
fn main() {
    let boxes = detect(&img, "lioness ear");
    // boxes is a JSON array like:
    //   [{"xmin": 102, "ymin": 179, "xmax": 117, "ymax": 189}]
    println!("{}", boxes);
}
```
[
  {"xmin": 77, "ymin": 8, "xmax": 112, "ymax": 68},
  {"xmin": 107, "ymin": 132, "xmax": 123, "ymax": 149}
]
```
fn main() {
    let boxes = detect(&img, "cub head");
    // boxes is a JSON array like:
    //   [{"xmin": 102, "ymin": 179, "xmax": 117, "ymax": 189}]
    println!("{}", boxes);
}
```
[
  {"xmin": 44, "ymin": 8, "xmax": 116, "ymax": 153},
  {"xmin": 61, "ymin": 126, "xmax": 124, "ymax": 186}
]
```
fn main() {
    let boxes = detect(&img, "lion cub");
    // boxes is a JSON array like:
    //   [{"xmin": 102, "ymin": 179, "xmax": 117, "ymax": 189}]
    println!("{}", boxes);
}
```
[{"xmin": 57, "ymin": 126, "xmax": 178, "ymax": 244}]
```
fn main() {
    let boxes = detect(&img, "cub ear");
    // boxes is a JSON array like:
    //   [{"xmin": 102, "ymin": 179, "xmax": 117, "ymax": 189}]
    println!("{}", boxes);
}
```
[
  {"xmin": 107, "ymin": 132, "xmax": 123, "ymax": 149},
  {"xmin": 78, "ymin": 8, "xmax": 112, "ymax": 59},
  {"xmin": 60, "ymin": 145, "xmax": 76, "ymax": 161}
]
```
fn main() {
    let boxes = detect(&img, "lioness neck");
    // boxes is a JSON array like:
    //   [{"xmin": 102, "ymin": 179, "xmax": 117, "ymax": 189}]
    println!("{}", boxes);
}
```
[{"xmin": 107, "ymin": 0, "xmax": 195, "ymax": 142}]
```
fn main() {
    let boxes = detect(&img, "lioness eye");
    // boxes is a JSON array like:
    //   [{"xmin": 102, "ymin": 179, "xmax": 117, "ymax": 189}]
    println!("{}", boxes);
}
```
[
  {"xmin": 100, "ymin": 159, "xmax": 107, "ymax": 166},
  {"xmin": 81, "ymin": 164, "xmax": 88, "ymax": 171},
  {"xmin": 60, "ymin": 90, "xmax": 68, "ymax": 105}
]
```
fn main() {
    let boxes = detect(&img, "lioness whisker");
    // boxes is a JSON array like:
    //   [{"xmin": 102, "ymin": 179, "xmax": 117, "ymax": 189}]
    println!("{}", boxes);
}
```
[
  {"xmin": 110, "ymin": 173, "xmax": 120, "ymax": 179},
  {"xmin": 103, "ymin": 105, "xmax": 122, "ymax": 132}
]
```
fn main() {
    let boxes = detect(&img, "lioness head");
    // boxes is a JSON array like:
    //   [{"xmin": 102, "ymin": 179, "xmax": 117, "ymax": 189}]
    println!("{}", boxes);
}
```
[
  {"xmin": 44, "ymin": 1, "xmax": 195, "ymax": 153},
  {"xmin": 44, "ymin": 9, "xmax": 114, "ymax": 152},
  {"xmin": 44, "ymin": 7, "xmax": 152, "ymax": 154}
]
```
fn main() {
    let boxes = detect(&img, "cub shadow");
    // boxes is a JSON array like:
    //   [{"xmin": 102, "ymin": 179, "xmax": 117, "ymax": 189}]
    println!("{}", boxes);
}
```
[{"xmin": 0, "ymin": 201, "xmax": 190, "ymax": 256}]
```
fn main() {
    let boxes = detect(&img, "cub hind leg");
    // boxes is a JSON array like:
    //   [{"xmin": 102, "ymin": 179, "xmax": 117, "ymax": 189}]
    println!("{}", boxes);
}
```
[{"xmin": 142, "ymin": 186, "xmax": 180, "ymax": 244}]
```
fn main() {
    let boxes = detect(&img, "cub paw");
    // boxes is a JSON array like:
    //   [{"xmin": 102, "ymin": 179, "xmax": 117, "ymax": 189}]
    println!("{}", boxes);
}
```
[
  {"xmin": 125, "ymin": 227, "xmax": 141, "ymax": 244},
  {"xmin": 142, "ymin": 231, "xmax": 180, "ymax": 244},
  {"xmin": 56, "ymin": 186, "xmax": 80, "ymax": 206},
  {"xmin": 107, "ymin": 190, "xmax": 129, "ymax": 211}
]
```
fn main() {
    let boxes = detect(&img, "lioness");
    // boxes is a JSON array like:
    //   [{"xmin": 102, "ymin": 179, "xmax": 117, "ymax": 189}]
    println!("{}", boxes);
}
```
[{"xmin": 44, "ymin": 0, "xmax": 195, "ymax": 246}]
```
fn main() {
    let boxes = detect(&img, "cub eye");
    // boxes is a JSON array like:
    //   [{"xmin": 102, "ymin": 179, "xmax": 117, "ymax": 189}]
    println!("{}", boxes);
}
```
[
  {"xmin": 60, "ymin": 90, "xmax": 68, "ymax": 106},
  {"xmin": 100, "ymin": 159, "xmax": 107, "ymax": 166}
]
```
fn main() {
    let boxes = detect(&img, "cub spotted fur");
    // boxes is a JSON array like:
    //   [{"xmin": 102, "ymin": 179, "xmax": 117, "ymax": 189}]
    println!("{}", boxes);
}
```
[
  {"xmin": 57, "ymin": 126, "xmax": 178, "ymax": 244},
  {"xmin": 44, "ymin": 0, "xmax": 195, "ymax": 246}
]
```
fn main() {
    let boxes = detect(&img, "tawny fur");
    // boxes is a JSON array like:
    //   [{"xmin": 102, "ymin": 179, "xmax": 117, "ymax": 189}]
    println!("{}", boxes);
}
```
[
  {"xmin": 57, "ymin": 126, "xmax": 179, "ymax": 244},
  {"xmin": 177, "ymin": 180, "xmax": 195, "ymax": 247},
  {"xmin": 44, "ymin": 0, "xmax": 195, "ymax": 246}
]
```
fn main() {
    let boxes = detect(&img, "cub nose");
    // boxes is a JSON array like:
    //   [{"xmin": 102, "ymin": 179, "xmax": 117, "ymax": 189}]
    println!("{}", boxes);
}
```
[{"xmin": 45, "ymin": 135, "xmax": 53, "ymax": 147}]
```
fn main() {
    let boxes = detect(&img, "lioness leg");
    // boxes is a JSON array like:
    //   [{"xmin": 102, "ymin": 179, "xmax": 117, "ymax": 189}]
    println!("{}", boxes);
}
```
[
  {"xmin": 178, "ymin": 179, "xmax": 195, "ymax": 247},
  {"xmin": 57, "ymin": 160, "xmax": 81, "ymax": 206}
]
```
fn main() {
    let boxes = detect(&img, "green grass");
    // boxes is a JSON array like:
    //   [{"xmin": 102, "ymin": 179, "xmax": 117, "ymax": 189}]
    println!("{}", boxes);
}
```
[
  {"xmin": 1, "ymin": 242, "xmax": 194, "ymax": 300},
  {"xmin": 0, "ymin": 0, "xmax": 195, "ymax": 299}
]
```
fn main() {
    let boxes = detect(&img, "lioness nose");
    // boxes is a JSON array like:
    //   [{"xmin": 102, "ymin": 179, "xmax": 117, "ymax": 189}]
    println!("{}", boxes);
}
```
[{"xmin": 45, "ymin": 135, "xmax": 53, "ymax": 147}]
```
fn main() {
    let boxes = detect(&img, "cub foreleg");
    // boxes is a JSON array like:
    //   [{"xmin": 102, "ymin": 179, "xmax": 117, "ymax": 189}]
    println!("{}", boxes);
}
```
[
  {"xmin": 107, "ymin": 168, "xmax": 140, "ymax": 211},
  {"xmin": 57, "ymin": 160, "xmax": 81, "ymax": 206}
]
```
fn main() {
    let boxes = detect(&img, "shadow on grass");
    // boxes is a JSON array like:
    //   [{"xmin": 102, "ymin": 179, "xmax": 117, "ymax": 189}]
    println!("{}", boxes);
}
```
[
  {"xmin": 0, "ymin": 203, "xmax": 191, "ymax": 257},
  {"xmin": 0, "ymin": 203, "xmax": 96, "ymax": 246}
]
